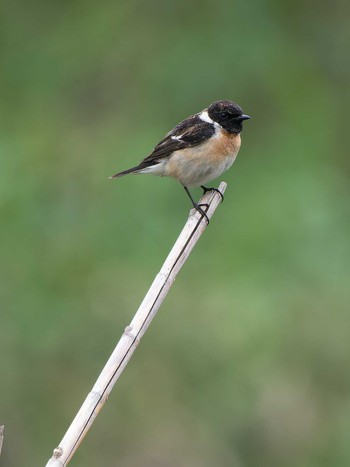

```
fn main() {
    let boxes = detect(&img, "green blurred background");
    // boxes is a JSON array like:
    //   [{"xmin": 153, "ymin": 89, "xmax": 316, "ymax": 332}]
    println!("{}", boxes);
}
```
[{"xmin": 1, "ymin": 1, "xmax": 350, "ymax": 466}]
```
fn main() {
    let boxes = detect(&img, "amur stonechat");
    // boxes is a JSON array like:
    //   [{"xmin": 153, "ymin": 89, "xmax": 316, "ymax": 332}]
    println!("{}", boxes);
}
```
[{"xmin": 110, "ymin": 100, "xmax": 250, "ymax": 222}]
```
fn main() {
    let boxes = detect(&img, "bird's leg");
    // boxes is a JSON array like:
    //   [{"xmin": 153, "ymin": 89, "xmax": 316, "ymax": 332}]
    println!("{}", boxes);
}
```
[
  {"xmin": 200, "ymin": 185, "xmax": 224, "ymax": 203},
  {"xmin": 183, "ymin": 186, "xmax": 210, "ymax": 224}
]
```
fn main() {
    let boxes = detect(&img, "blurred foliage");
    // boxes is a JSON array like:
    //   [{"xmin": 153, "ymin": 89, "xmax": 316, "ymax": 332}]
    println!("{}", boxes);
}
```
[{"xmin": 1, "ymin": 0, "xmax": 350, "ymax": 466}]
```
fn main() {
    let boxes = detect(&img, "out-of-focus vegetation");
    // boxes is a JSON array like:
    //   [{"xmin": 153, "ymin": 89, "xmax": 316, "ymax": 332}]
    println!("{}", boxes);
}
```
[{"xmin": 1, "ymin": 1, "xmax": 349, "ymax": 466}]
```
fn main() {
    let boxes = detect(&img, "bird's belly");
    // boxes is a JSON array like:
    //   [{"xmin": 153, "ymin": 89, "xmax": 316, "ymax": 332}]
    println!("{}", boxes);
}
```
[{"xmin": 166, "ymin": 130, "xmax": 241, "ymax": 187}]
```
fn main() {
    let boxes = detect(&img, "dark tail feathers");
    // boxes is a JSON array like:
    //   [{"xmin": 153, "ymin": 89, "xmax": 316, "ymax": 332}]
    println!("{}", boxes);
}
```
[{"xmin": 109, "ymin": 165, "xmax": 143, "ymax": 179}]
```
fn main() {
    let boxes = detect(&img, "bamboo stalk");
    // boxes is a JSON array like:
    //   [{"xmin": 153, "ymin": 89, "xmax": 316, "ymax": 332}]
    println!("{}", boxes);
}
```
[
  {"xmin": 45, "ymin": 182, "xmax": 227, "ymax": 466},
  {"xmin": 0, "ymin": 425, "xmax": 4, "ymax": 456}
]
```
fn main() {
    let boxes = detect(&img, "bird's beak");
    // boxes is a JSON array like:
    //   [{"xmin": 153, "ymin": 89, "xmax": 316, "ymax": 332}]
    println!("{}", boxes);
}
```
[{"xmin": 240, "ymin": 114, "xmax": 251, "ymax": 121}]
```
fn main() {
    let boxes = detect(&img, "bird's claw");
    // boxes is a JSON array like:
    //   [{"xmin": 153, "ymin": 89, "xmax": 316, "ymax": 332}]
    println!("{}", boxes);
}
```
[
  {"xmin": 193, "ymin": 203, "xmax": 210, "ymax": 225},
  {"xmin": 200, "ymin": 186, "xmax": 224, "ymax": 203}
]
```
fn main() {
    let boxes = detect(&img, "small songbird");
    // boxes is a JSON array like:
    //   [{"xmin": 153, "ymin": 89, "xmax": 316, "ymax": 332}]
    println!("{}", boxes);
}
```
[{"xmin": 110, "ymin": 100, "xmax": 250, "ymax": 222}]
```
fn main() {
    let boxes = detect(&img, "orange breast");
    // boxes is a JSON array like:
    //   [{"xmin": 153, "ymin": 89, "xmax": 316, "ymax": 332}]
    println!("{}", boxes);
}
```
[
  {"xmin": 164, "ymin": 129, "xmax": 241, "ymax": 186},
  {"xmin": 204, "ymin": 130, "xmax": 241, "ymax": 162}
]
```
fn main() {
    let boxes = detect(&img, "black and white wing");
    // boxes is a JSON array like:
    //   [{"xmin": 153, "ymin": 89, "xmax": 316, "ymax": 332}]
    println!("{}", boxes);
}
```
[
  {"xmin": 139, "ymin": 114, "xmax": 215, "ymax": 166},
  {"xmin": 110, "ymin": 113, "xmax": 215, "ymax": 178}
]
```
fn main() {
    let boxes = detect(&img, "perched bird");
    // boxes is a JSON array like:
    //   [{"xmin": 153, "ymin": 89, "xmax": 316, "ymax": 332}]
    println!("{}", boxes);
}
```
[{"xmin": 110, "ymin": 100, "xmax": 250, "ymax": 222}]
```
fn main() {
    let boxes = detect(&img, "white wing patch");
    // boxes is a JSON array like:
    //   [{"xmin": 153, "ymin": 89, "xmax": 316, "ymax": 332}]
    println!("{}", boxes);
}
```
[{"xmin": 171, "ymin": 134, "xmax": 184, "ymax": 141}]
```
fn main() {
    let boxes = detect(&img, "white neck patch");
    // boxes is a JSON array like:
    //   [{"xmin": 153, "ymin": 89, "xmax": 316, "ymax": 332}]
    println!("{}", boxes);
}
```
[{"xmin": 199, "ymin": 110, "xmax": 222, "ymax": 129}]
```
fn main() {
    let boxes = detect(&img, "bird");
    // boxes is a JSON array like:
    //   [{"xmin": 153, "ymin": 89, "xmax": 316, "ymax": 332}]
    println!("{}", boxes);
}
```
[{"xmin": 110, "ymin": 100, "xmax": 250, "ymax": 223}]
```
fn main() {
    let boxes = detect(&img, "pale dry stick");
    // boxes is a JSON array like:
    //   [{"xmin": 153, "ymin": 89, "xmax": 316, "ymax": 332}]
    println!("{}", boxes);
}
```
[
  {"xmin": 0, "ymin": 425, "xmax": 4, "ymax": 456},
  {"xmin": 45, "ymin": 182, "xmax": 227, "ymax": 467}
]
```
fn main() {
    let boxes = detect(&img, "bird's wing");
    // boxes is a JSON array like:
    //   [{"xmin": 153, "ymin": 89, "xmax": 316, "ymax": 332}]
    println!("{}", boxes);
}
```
[{"xmin": 139, "ymin": 114, "xmax": 216, "ymax": 166}]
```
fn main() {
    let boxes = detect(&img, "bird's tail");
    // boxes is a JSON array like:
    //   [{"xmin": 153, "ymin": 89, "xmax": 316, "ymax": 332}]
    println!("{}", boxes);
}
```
[{"xmin": 109, "ymin": 165, "xmax": 143, "ymax": 179}]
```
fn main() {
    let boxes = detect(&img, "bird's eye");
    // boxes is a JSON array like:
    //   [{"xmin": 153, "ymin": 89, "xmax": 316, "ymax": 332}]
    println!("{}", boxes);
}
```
[{"xmin": 220, "ymin": 111, "xmax": 229, "ymax": 119}]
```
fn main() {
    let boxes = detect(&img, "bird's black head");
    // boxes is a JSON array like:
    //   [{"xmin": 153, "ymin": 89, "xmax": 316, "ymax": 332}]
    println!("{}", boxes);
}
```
[{"xmin": 208, "ymin": 100, "xmax": 251, "ymax": 134}]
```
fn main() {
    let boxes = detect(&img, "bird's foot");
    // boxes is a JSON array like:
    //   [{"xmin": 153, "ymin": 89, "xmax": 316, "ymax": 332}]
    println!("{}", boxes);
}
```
[
  {"xmin": 200, "ymin": 185, "xmax": 224, "ymax": 203},
  {"xmin": 192, "ymin": 202, "xmax": 210, "ymax": 225},
  {"xmin": 183, "ymin": 185, "xmax": 210, "ymax": 224}
]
